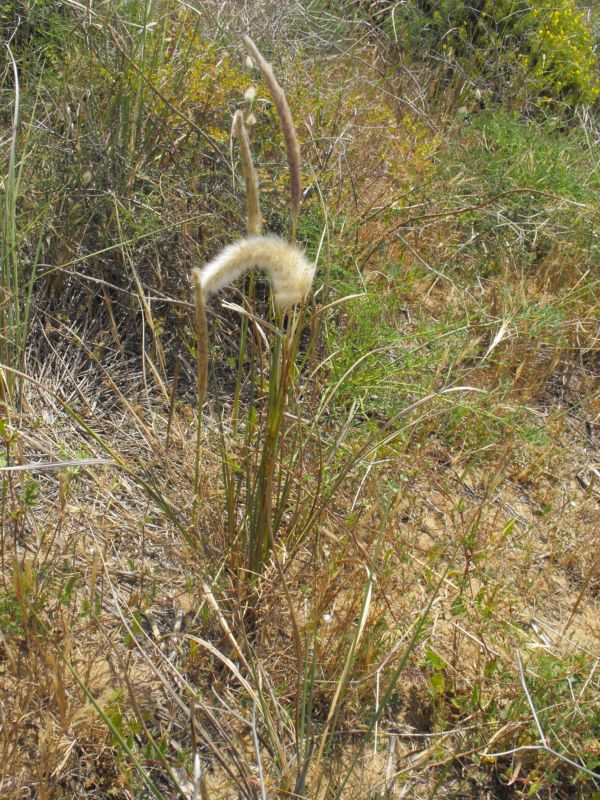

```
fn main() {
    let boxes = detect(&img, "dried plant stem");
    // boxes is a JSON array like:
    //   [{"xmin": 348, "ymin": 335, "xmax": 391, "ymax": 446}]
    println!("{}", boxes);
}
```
[
  {"xmin": 192, "ymin": 269, "xmax": 208, "ymax": 497},
  {"xmin": 248, "ymin": 309, "xmax": 304, "ymax": 578},
  {"xmin": 233, "ymin": 110, "xmax": 262, "ymax": 236},
  {"xmin": 231, "ymin": 110, "xmax": 260, "ymax": 432},
  {"xmin": 192, "ymin": 270, "xmax": 208, "ymax": 411},
  {"xmin": 244, "ymin": 35, "xmax": 301, "ymax": 239}
]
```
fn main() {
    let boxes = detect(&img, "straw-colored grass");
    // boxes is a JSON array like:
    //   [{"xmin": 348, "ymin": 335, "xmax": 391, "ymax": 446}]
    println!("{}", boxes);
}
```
[{"xmin": 1, "ymin": 3, "xmax": 598, "ymax": 799}]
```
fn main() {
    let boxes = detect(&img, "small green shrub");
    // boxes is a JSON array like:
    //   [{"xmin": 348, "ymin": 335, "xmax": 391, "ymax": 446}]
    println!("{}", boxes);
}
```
[
  {"xmin": 524, "ymin": 1, "xmax": 599, "ymax": 105},
  {"xmin": 0, "ymin": 590, "xmax": 21, "ymax": 635},
  {"xmin": 379, "ymin": 0, "xmax": 599, "ymax": 107},
  {"xmin": 2, "ymin": 0, "xmax": 72, "ymax": 64},
  {"xmin": 462, "ymin": 108, "xmax": 600, "ymax": 200}
]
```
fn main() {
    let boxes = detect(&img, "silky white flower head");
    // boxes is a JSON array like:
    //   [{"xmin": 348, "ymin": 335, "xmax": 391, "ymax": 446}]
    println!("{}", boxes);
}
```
[
  {"xmin": 244, "ymin": 86, "xmax": 257, "ymax": 101},
  {"xmin": 195, "ymin": 235, "xmax": 315, "ymax": 309}
]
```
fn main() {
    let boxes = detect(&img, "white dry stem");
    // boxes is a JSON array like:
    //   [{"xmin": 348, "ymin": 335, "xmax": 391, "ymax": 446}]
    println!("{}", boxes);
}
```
[
  {"xmin": 243, "ymin": 35, "xmax": 301, "ymax": 237},
  {"xmin": 193, "ymin": 235, "xmax": 315, "ymax": 309},
  {"xmin": 233, "ymin": 110, "xmax": 261, "ymax": 236}
]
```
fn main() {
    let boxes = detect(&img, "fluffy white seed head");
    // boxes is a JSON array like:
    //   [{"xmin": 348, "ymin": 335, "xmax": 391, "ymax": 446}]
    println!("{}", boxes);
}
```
[{"xmin": 194, "ymin": 235, "xmax": 315, "ymax": 308}]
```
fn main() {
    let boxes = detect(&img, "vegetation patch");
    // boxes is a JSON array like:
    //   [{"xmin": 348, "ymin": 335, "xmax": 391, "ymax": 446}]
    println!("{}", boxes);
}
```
[{"xmin": 1, "ymin": 2, "xmax": 598, "ymax": 798}]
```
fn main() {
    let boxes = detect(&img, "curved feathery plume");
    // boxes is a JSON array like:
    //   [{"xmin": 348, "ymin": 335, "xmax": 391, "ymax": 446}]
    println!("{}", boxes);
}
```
[
  {"xmin": 192, "ymin": 269, "xmax": 209, "ymax": 408},
  {"xmin": 196, "ymin": 235, "xmax": 315, "ymax": 309},
  {"xmin": 243, "ymin": 35, "xmax": 301, "ymax": 239},
  {"xmin": 233, "ymin": 110, "xmax": 262, "ymax": 236}
]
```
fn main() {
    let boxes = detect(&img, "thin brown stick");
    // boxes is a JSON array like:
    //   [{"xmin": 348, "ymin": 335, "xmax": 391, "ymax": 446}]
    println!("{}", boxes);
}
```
[{"xmin": 165, "ymin": 356, "xmax": 180, "ymax": 452}]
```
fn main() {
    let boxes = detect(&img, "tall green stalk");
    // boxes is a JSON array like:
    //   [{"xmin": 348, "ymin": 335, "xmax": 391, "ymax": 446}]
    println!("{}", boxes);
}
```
[
  {"xmin": 0, "ymin": 44, "xmax": 38, "ymax": 408},
  {"xmin": 247, "ymin": 308, "xmax": 305, "ymax": 577}
]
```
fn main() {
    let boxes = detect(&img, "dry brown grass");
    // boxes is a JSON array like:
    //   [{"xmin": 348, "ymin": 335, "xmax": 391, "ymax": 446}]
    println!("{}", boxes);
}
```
[
  {"xmin": 1, "ymin": 347, "xmax": 598, "ymax": 797},
  {"xmin": 1, "ymin": 3, "xmax": 599, "ymax": 799}
]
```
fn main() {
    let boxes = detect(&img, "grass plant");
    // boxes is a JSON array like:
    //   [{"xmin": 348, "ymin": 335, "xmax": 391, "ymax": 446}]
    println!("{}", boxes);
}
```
[
  {"xmin": 0, "ymin": 2, "xmax": 598, "ymax": 799},
  {"xmin": 0, "ymin": 44, "xmax": 40, "ymax": 408}
]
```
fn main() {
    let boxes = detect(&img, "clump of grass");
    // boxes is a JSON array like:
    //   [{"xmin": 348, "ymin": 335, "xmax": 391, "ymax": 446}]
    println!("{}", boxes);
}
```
[
  {"xmin": 191, "ymin": 37, "xmax": 316, "ymax": 587},
  {"xmin": 0, "ymin": 44, "xmax": 40, "ymax": 408},
  {"xmin": 2, "ymin": 4, "xmax": 599, "ymax": 799}
]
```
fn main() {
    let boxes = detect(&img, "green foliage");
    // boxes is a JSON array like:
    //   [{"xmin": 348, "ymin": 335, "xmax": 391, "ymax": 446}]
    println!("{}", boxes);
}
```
[
  {"xmin": 2, "ymin": 1, "xmax": 72, "ymax": 64},
  {"xmin": 383, "ymin": 0, "xmax": 599, "ymax": 107},
  {"xmin": 435, "ymin": 108, "xmax": 600, "ymax": 287},
  {"xmin": 524, "ymin": 1, "xmax": 599, "ymax": 105},
  {"xmin": 0, "ymin": 590, "xmax": 21, "ymax": 635},
  {"xmin": 464, "ymin": 109, "xmax": 600, "ymax": 200}
]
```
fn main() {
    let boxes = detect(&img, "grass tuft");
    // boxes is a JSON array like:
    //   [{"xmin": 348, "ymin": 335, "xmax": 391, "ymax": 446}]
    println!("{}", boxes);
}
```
[{"xmin": 0, "ymin": 3, "xmax": 598, "ymax": 798}]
